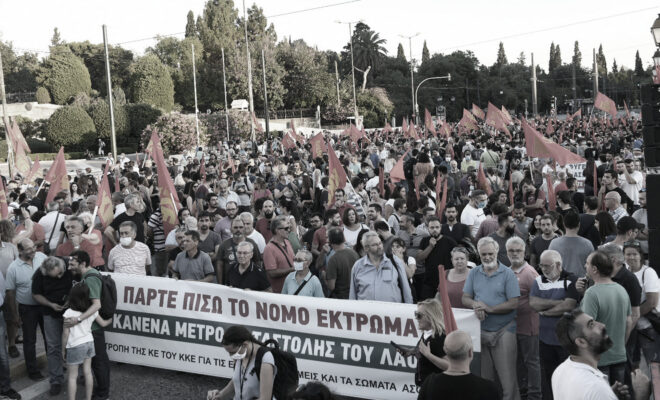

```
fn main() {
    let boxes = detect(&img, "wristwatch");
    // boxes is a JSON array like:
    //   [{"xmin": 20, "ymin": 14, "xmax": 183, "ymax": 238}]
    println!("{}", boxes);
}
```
[{"xmin": 77, "ymin": 317, "xmax": 81, "ymax": 323}]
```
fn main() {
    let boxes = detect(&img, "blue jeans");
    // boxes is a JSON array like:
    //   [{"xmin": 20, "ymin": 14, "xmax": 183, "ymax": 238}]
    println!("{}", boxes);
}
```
[
  {"xmin": 516, "ymin": 334, "xmax": 542, "ymax": 400},
  {"xmin": 18, "ymin": 303, "xmax": 44, "ymax": 376},
  {"xmin": 0, "ymin": 311, "xmax": 12, "ymax": 391},
  {"xmin": 43, "ymin": 314, "xmax": 64, "ymax": 385}
]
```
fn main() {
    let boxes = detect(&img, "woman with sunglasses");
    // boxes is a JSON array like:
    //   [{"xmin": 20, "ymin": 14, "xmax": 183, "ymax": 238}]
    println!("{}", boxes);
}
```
[
  {"xmin": 398, "ymin": 298, "xmax": 449, "ymax": 387},
  {"xmin": 625, "ymin": 241, "xmax": 660, "ymax": 370}
]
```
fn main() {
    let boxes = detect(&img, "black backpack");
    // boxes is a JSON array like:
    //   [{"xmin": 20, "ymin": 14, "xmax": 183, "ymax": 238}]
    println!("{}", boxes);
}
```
[
  {"xmin": 253, "ymin": 339, "xmax": 299, "ymax": 400},
  {"xmin": 84, "ymin": 272, "xmax": 117, "ymax": 319}
]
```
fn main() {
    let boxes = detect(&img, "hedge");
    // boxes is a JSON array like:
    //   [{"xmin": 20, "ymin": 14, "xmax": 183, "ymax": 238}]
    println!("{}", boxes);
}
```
[
  {"xmin": 45, "ymin": 106, "xmax": 97, "ymax": 151},
  {"xmin": 128, "ymin": 54, "xmax": 174, "ymax": 112},
  {"xmin": 0, "ymin": 145, "xmax": 84, "ymax": 162},
  {"xmin": 125, "ymin": 103, "xmax": 162, "ymax": 139},
  {"xmin": 41, "ymin": 51, "xmax": 92, "ymax": 105},
  {"xmin": 36, "ymin": 87, "xmax": 51, "ymax": 104},
  {"xmin": 87, "ymin": 100, "xmax": 130, "ymax": 139}
]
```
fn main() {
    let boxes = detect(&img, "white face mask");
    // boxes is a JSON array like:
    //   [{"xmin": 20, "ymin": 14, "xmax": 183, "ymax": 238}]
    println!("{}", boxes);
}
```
[
  {"xmin": 119, "ymin": 237, "xmax": 133, "ymax": 247},
  {"xmin": 294, "ymin": 262, "xmax": 304, "ymax": 271},
  {"xmin": 230, "ymin": 345, "xmax": 247, "ymax": 360}
]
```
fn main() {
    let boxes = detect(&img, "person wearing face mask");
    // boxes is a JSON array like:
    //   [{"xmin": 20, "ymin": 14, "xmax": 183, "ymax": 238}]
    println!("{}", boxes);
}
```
[
  {"xmin": 416, "ymin": 217, "xmax": 457, "ymax": 300},
  {"xmin": 461, "ymin": 190, "xmax": 488, "ymax": 238},
  {"xmin": 207, "ymin": 325, "xmax": 277, "ymax": 400},
  {"xmin": 107, "ymin": 221, "xmax": 151, "ymax": 276},
  {"xmin": 281, "ymin": 250, "xmax": 324, "ymax": 297},
  {"xmin": 461, "ymin": 151, "xmax": 478, "ymax": 172}
]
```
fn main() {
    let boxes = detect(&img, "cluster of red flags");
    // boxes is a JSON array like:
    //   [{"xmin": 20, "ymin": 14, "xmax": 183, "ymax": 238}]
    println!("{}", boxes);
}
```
[
  {"xmin": 471, "ymin": 104, "xmax": 485, "ymax": 120},
  {"xmin": 44, "ymin": 148, "xmax": 69, "ymax": 204},
  {"xmin": 424, "ymin": 109, "xmax": 436, "ymax": 136},
  {"xmin": 521, "ymin": 118, "xmax": 585, "ymax": 166},
  {"xmin": 326, "ymin": 141, "xmax": 347, "ymax": 207},
  {"xmin": 485, "ymin": 102, "xmax": 511, "ymax": 138}
]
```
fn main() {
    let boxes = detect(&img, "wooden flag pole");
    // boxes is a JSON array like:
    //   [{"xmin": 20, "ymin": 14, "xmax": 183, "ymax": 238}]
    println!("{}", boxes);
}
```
[
  {"xmin": 35, "ymin": 179, "xmax": 47, "ymax": 195},
  {"xmin": 170, "ymin": 193, "xmax": 178, "ymax": 215}
]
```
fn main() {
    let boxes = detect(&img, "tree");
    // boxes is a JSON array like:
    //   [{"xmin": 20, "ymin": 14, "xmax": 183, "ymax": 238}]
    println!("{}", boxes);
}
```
[
  {"xmin": 185, "ymin": 11, "xmax": 196, "ymax": 38},
  {"xmin": 572, "ymin": 41, "xmax": 582, "ymax": 66},
  {"xmin": 549, "ymin": 42, "xmax": 556, "ymax": 72},
  {"xmin": 612, "ymin": 59, "xmax": 618, "ymax": 74},
  {"xmin": 495, "ymin": 42, "xmax": 508, "ymax": 67},
  {"xmin": 554, "ymin": 44, "xmax": 562, "ymax": 68},
  {"xmin": 277, "ymin": 39, "xmax": 334, "ymax": 109},
  {"xmin": 517, "ymin": 52, "xmax": 526, "ymax": 66},
  {"xmin": 396, "ymin": 43, "xmax": 406, "ymax": 63},
  {"xmin": 68, "ymin": 41, "xmax": 134, "ymax": 96},
  {"xmin": 128, "ymin": 54, "xmax": 175, "ymax": 112},
  {"xmin": 634, "ymin": 50, "xmax": 644, "ymax": 77},
  {"xmin": 140, "ymin": 113, "xmax": 204, "ymax": 156},
  {"xmin": 0, "ymin": 41, "xmax": 39, "ymax": 94},
  {"xmin": 35, "ymin": 87, "xmax": 50, "ymax": 104},
  {"xmin": 125, "ymin": 103, "xmax": 162, "ymax": 137},
  {"xmin": 343, "ymin": 22, "xmax": 388, "ymax": 77},
  {"xmin": 596, "ymin": 44, "xmax": 607, "ymax": 77},
  {"xmin": 45, "ymin": 106, "xmax": 96, "ymax": 150},
  {"xmin": 358, "ymin": 87, "xmax": 393, "ymax": 128},
  {"xmin": 422, "ymin": 41, "xmax": 430, "ymax": 65},
  {"xmin": 36, "ymin": 49, "xmax": 92, "ymax": 105},
  {"xmin": 51, "ymin": 28, "xmax": 62, "ymax": 46},
  {"xmin": 87, "ymin": 99, "xmax": 130, "ymax": 140}
]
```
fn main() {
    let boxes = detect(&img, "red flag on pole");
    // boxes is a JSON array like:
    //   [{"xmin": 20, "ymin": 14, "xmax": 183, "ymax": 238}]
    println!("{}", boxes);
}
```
[
  {"xmin": 501, "ymin": 106, "xmax": 513, "ymax": 124},
  {"xmin": 45, "ymin": 147, "xmax": 69, "ymax": 204},
  {"xmin": 546, "ymin": 174, "xmax": 556, "ymax": 211},
  {"xmin": 424, "ymin": 108, "xmax": 436, "ymax": 136},
  {"xmin": 281, "ymin": 133, "xmax": 296, "ymax": 150},
  {"xmin": 326, "ymin": 142, "xmax": 347, "ymax": 207},
  {"xmin": 437, "ymin": 265, "xmax": 458, "ymax": 333},
  {"xmin": 402, "ymin": 118, "xmax": 409, "ymax": 133},
  {"xmin": 0, "ymin": 178, "xmax": 8, "ymax": 219},
  {"xmin": 472, "ymin": 104, "xmax": 485, "ymax": 120},
  {"xmin": 522, "ymin": 119, "xmax": 585, "ymax": 166},
  {"xmin": 508, "ymin": 175, "xmax": 514, "ymax": 206},
  {"xmin": 252, "ymin": 112, "xmax": 264, "ymax": 133},
  {"xmin": 594, "ymin": 92, "xmax": 617, "ymax": 117},
  {"xmin": 383, "ymin": 122, "xmax": 393, "ymax": 133},
  {"xmin": 438, "ymin": 122, "xmax": 451, "ymax": 138},
  {"xmin": 389, "ymin": 150, "xmax": 410, "ymax": 183},
  {"xmin": 152, "ymin": 136, "xmax": 181, "ymax": 236},
  {"xmin": 477, "ymin": 163, "xmax": 492, "ymax": 195},
  {"xmin": 309, "ymin": 133, "xmax": 326, "ymax": 159},
  {"xmin": 436, "ymin": 173, "xmax": 448, "ymax": 218},
  {"xmin": 14, "ymin": 141, "xmax": 31, "ymax": 178},
  {"xmin": 485, "ymin": 102, "xmax": 511, "ymax": 138},
  {"xmin": 378, "ymin": 165, "xmax": 385, "ymax": 197},
  {"xmin": 9, "ymin": 118, "xmax": 30, "ymax": 154},
  {"xmin": 571, "ymin": 109, "xmax": 582, "ymax": 120},
  {"xmin": 96, "ymin": 161, "xmax": 115, "ymax": 228},
  {"xmin": 624, "ymin": 101, "xmax": 630, "ymax": 119},
  {"xmin": 26, "ymin": 155, "xmax": 42, "ymax": 185}
]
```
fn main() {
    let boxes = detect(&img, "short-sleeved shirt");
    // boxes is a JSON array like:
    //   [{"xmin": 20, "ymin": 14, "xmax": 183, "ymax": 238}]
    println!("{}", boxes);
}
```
[
  {"xmin": 460, "ymin": 204, "xmax": 486, "ymax": 238},
  {"xmin": 227, "ymin": 263, "xmax": 271, "ymax": 291},
  {"xmin": 281, "ymin": 271, "xmax": 325, "ymax": 297},
  {"xmin": 232, "ymin": 350, "xmax": 276, "ymax": 400},
  {"xmin": 0, "ymin": 241, "xmax": 18, "ymax": 278},
  {"xmin": 530, "ymin": 271, "xmax": 579, "ymax": 345},
  {"xmin": 198, "ymin": 231, "xmax": 222, "ymax": 256},
  {"xmin": 348, "ymin": 255, "xmax": 413, "ymax": 304},
  {"xmin": 263, "ymin": 240, "xmax": 295, "ymax": 293},
  {"xmin": 6, "ymin": 252, "xmax": 48, "ymax": 305},
  {"xmin": 31, "ymin": 269, "xmax": 74, "ymax": 317},
  {"xmin": 147, "ymin": 211, "xmax": 166, "ymax": 252},
  {"xmin": 530, "ymin": 235, "xmax": 557, "ymax": 263},
  {"xmin": 217, "ymin": 238, "xmax": 262, "ymax": 283},
  {"xmin": 512, "ymin": 263, "xmax": 540, "ymax": 336},
  {"xmin": 16, "ymin": 223, "xmax": 46, "ymax": 253},
  {"xmin": 612, "ymin": 266, "xmax": 642, "ymax": 307},
  {"xmin": 552, "ymin": 357, "xmax": 616, "ymax": 400},
  {"xmin": 548, "ymin": 236, "xmax": 594, "ymax": 277},
  {"xmin": 173, "ymin": 250, "xmax": 215, "ymax": 281},
  {"xmin": 463, "ymin": 263, "xmax": 521, "ymax": 332},
  {"xmin": 107, "ymin": 242, "xmax": 152, "ymax": 275},
  {"xmin": 255, "ymin": 218, "xmax": 273, "ymax": 243},
  {"xmin": 418, "ymin": 235, "xmax": 457, "ymax": 288},
  {"xmin": 82, "ymin": 269, "xmax": 103, "ymax": 331},
  {"xmin": 326, "ymin": 248, "xmax": 359, "ymax": 299},
  {"xmin": 581, "ymin": 283, "xmax": 631, "ymax": 366},
  {"xmin": 55, "ymin": 230, "xmax": 104, "ymax": 268},
  {"xmin": 213, "ymin": 217, "xmax": 233, "ymax": 242},
  {"xmin": 634, "ymin": 265, "xmax": 660, "ymax": 329},
  {"xmin": 111, "ymin": 212, "xmax": 146, "ymax": 243}
]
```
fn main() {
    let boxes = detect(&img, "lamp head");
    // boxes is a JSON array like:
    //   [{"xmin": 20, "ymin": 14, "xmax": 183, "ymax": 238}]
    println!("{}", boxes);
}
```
[{"xmin": 652, "ymin": 14, "xmax": 660, "ymax": 47}]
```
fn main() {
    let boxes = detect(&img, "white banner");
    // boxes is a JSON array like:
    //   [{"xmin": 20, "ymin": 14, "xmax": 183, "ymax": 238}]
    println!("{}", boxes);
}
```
[
  {"xmin": 104, "ymin": 274, "xmax": 481, "ymax": 399},
  {"xmin": 564, "ymin": 162, "xmax": 587, "ymax": 191}
]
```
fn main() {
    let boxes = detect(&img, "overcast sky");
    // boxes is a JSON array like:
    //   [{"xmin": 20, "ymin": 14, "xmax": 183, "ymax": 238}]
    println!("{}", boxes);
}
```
[{"xmin": 1, "ymin": 0, "xmax": 658, "ymax": 72}]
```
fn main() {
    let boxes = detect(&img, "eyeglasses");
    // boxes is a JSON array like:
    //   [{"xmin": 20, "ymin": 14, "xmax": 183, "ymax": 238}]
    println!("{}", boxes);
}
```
[
  {"xmin": 294, "ymin": 259, "xmax": 306, "ymax": 262},
  {"xmin": 278, "ymin": 226, "xmax": 291, "ymax": 231}
]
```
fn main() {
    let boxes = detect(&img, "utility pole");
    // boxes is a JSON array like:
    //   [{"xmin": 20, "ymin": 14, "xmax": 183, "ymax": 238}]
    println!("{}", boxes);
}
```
[
  {"xmin": 261, "ymin": 49, "xmax": 269, "ymax": 136},
  {"xmin": 191, "ymin": 43, "xmax": 200, "ymax": 147},
  {"xmin": 334, "ymin": 60, "xmax": 341, "ymax": 108},
  {"xmin": 572, "ymin": 62, "xmax": 577, "ymax": 112},
  {"xmin": 0, "ymin": 50, "xmax": 14, "ymax": 178},
  {"xmin": 399, "ymin": 33, "xmax": 420, "ymax": 124},
  {"xmin": 242, "ymin": 0, "xmax": 255, "ymax": 142},
  {"xmin": 337, "ymin": 20, "xmax": 360, "ymax": 128},
  {"xmin": 592, "ymin": 48, "xmax": 599, "ymax": 100},
  {"xmin": 465, "ymin": 78, "xmax": 469, "ymax": 108},
  {"xmin": 531, "ymin": 52, "xmax": 538, "ymax": 116},
  {"xmin": 221, "ymin": 48, "xmax": 229, "ymax": 144},
  {"xmin": 220, "ymin": 47, "xmax": 229, "ymax": 143},
  {"xmin": 102, "ymin": 25, "xmax": 117, "ymax": 164}
]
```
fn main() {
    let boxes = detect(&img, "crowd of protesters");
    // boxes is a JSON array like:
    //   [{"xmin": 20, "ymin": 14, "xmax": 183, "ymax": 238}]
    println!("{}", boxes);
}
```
[{"xmin": 0, "ymin": 109, "xmax": 655, "ymax": 400}]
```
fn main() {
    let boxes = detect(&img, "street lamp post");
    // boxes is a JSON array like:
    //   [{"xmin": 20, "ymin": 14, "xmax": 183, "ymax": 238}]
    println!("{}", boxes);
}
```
[
  {"xmin": 415, "ymin": 74, "xmax": 451, "ymax": 125},
  {"xmin": 337, "ymin": 20, "xmax": 362, "ymax": 128},
  {"xmin": 399, "ymin": 33, "xmax": 420, "ymax": 124}
]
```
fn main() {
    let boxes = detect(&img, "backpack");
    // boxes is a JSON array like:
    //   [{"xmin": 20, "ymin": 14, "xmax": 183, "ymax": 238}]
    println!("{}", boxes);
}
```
[
  {"xmin": 253, "ymin": 338, "xmax": 299, "ymax": 400},
  {"xmin": 84, "ymin": 272, "xmax": 118, "ymax": 319}
]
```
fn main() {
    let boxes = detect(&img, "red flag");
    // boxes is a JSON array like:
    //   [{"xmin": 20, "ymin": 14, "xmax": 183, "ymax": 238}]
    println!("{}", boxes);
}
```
[
  {"xmin": 378, "ymin": 165, "xmax": 385, "ymax": 197},
  {"xmin": 407, "ymin": 124, "xmax": 419, "ymax": 140},
  {"xmin": 326, "ymin": 142, "xmax": 347, "ymax": 207},
  {"xmin": 402, "ymin": 118, "xmax": 408, "ymax": 133},
  {"xmin": 144, "ymin": 130, "xmax": 161, "ymax": 160},
  {"xmin": 0, "ymin": 178, "xmax": 8, "ymax": 219},
  {"xmin": 558, "ymin": 126, "xmax": 564, "ymax": 144},
  {"xmin": 26, "ymin": 155, "xmax": 42, "ymax": 185},
  {"xmin": 152, "ymin": 136, "xmax": 181, "ymax": 236},
  {"xmin": 383, "ymin": 122, "xmax": 393, "ymax": 133},
  {"xmin": 546, "ymin": 120, "xmax": 555, "ymax": 135},
  {"xmin": 472, "ymin": 104, "xmax": 485, "ymax": 120},
  {"xmin": 458, "ymin": 114, "xmax": 478, "ymax": 132},
  {"xmin": 349, "ymin": 123, "xmax": 363, "ymax": 142},
  {"xmin": 624, "ymin": 100, "xmax": 630, "ymax": 119},
  {"xmin": 477, "ymin": 163, "xmax": 492, "ymax": 195},
  {"xmin": 281, "ymin": 133, "xmax": 296, "ymax": 150},
  {"xmin": 594, "ymin": 92, "xmax": 617, "ymax": 117},
  {"xmin": 389, "ymin": 149, "xmax": 410, "ymax": 183},
  {"xmin": 14, "ymin": 141, "xmax": 31, "ymax": 178},
  {"xmin": 485, "ymin": 102, "xmax": 511, "ymax": 138},
  {"xmin": 522, "ymin": 119, "xmax": 585, "ymax": 166},
  {"xmin": 501, "ymin": 106, "xmax": 513, "ymax": 124},
  {"xmin": 546, "ymin": 174, "xmax": 556, "ymax": 211},
  {"xmin": 508, "ymin": 175, "xmax": 514, "ymax": 205},
  {"xmin": 8, "ymin": 118, "xmax": 30, "ymax": 154},
  {"xmin": 425, "ymin": 109, "xmax": 436, "ymax": 136},
  {"xmin": 437, "ymin": 265, "xmax": 458, "ymax": 333},
  {"xmin": 96, "ymin": 161, "xmax": 115, "ymax": 228},
  {"xmin": 572, "ymin": 109, "xmax": 582, "ymax": 120},
  {"xmin": 436, "ymin": 173, "xmax": 448, "ymax": 218},
  {"xmin": 252, "ymin": 112, "xmax": 264, "ymax": 133},
  {"xmin": 438, "ymin": 122, "xmax": 451, "ymax": 138},
  {"xmin": 309, "ymin": 133, "xmax": 326, "ymax": 159},
  {"xmin": 44, "ymin": 148, "xmax": 69, "ymax": 204}
]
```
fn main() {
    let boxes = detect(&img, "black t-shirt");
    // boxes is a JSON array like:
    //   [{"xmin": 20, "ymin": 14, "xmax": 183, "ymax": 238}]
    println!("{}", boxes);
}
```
[
  {"xmin": 418, "ymin": 235, "xmax": 457, "ymax": 288},
  {"xmin": 613, "ymin": 266, "xmax": 642, "ymax": 307},
  {"xmin": 31, "ymin": 269, "xmax": 75, "ymax": 317},
  {"xmin": 531, "ymin": 235, "xmax": 555, "ymax": 261},
  {"xmin": 441, "ymin": 223, "xmax": 471, "ymax": 244},
  {"xmin": 578, "ymin": 214, "xmax": 601, "ymax": 249},
  {"xmin": 111, "ymin": 212, "xmax": 146, "ymax": 243},
  {"xmin": 416, "ymin": 333, "xmax": 446, "ymax": 386},
  {"xmin": 418, "ymin": 372, "xmax": 501, "ymax": 400},
  {"xmin": 227, "ymin": 263, "xmax": 271, "ymax": 291}
]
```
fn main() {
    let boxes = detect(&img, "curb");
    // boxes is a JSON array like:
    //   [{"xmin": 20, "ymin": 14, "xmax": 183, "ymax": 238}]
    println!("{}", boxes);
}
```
[{"xmin": 10, "ymin": 352, "xmax": 47, "ymax": 380}]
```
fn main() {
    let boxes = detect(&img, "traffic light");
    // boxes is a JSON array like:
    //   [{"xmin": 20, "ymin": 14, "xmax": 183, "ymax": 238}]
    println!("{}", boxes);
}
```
[{"xmin": 641, "ymin": 84, "xmax": 660, "ymax": 167}]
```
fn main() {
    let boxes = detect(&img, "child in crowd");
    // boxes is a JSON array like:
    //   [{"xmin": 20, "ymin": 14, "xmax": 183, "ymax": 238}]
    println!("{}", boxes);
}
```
[{"xmin": 62, "ymin": 283, "xmax": 111, "ymax": 400}]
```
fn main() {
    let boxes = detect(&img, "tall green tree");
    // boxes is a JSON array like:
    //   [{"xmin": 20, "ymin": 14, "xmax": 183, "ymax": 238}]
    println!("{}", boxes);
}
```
[
  {"xmin": 549, "ymin": 42, "xmax": 556, "ymax": 72},
  {"xmin": 495, "ymin": 42, "xmax": 508, "ymax": 67},
  {"xmin": 517, "ymin": 52, "xmax": 526, "ymax": 66},
  {"xmin": 396, "ymin": 43, "xmax": 406, "ymax": 63},
  {"xmin": 68, "ymin": 41, "xmax": 134, "ymax": 96},
  {"xmin": 596, "ymin": 44, "xmax": 607, "ymax": 77},
  {"xmin": 51, "ymin": 28, "xmax": 62, "ymax": 46},
  {"xmin": 185, "ymin": 11, "xmax": 196, "ymax": 38},
  {"xmin": 128, "ymin": 54, "xmax": 174, "ymax": 112},
  {"xmin": 634, "ymin": 50, "xmax": 644, "ymax": 77},
  {"xmin": 611, "ymin": 59, "xmax": 618, "ymax": 74},
  {"xmin": 0, "ymin": 41, "xmax": 39, "ymax": 94},
  {"xmin": 422, "ymin": 40, "xmax": 430, "ymax": 65},
  {"xmin": 572, "ymin": 41, "xmax": 582, "ymax": 66},
  {"xmin": 277, "ymin": 39, "xmax": 334, "ymax": 108}
]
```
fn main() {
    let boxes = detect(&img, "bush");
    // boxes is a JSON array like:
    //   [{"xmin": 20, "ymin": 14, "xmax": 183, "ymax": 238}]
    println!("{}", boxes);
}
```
[
  {"xmin": 125, "ymin": 103, "xmax": 162, "ymax": 139},
  {"xmin": 140, "ymin": 112, "xmax": 205, "ymax": 156},
  {"xmin": 70, "ymin": 92, "xmax": 93, "ymax": 108},
  {"xmin": 35, "ymin": 87, "xmax": 51, "ymax": 104},
  {"xmin": 39, "ymin": 51, "xmax": 92, "ymax": 105},
  {"xmin": 0, "ymin": 117, "xmax": 47, "ymax": 141},
  {"xmin": 128, "ymin": 54, "xmax": 174, "ymax": 112},
  {"xmin": 357, "ymin": 87, "xmax": 394, "ymax": 129},
  {"xmin": 113, "ymin": 87, "xmax": 127, "ymax": 106},
  {"xmin": 87, "ymin": 99, "xmax": 130, "ymax": 140},
  {"xmin": 45, "ymin": 106, "xmax": 96, "ymax": 151},
  {"xmin": 26, "ymin": 138, "xmax": 54, "ymax": 153},
  {"xmin": 201, "ymin": 110, "xmax": 253, "ymax": 144},
  {"xmin": 0, "ymin": 147, "xmax": 84, "ymax": 162}
]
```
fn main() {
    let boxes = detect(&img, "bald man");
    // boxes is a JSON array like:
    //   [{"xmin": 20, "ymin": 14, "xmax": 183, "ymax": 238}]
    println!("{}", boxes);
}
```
[
  {"xmin": 418, "ymin": 330, "xmax": 500, "ymax": 400},
  {"xmin": 604, "ymin": 191, "xmax": 628, "ymax": 223}
]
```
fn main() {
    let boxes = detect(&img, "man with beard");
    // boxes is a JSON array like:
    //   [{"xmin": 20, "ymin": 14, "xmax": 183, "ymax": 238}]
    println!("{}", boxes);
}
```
[
  {"xmin": 579, "ymin": 251, "xmax": 633, "ymax": 385},
  {"xmin": 599, "ymin": 170, "xmax": 634, "ymax": 215},
  {"xmin": 462, "ymin": 237, "xmax": 520, "ymax": 400},
  {"xmin": 461, "ymin": 190, "xmax": 487, "ymax": 238},
  {"xmin": 255, "ymin": 199, "xmax": 276, "ymax": 243},
  {"xmin": 197, "ymin": 212, "xmax": 222, "ymax": 261},
  {"xmin": 489, "ymin": 213, "xmax": 518, "ymax": 267},
  {"xmin": 441, "ymin": 204, "xmax": 471, "ymax": 244},
  {"xmin": 553, "ymin": 309, "xmax": 650, "ymax": 400},
  {"xmin": 530, "ymin": 215, "xmax": 558, "ymax": 269},
  {"xmin": 512, "ymin": 203, "xmax": 533, "ymax": 243},
  {"xmin": 311, "ymin": 209, "xmax": 342, "ymax": 260},
  {"xmin": 214, "ymin": 201, "xmax": 239, "ymax": 242},
  {"xmin": 416, "ymin": 217, "xmax": 457, "ymax": 300}
]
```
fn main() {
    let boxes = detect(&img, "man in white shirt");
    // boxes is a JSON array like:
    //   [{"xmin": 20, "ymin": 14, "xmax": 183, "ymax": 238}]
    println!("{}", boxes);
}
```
[
  {"xmin": 460, "ymin": 190, "xmax": 487, "ymax": 237},
  {"xmin": 616, "ymin": 159, "xmax": 643, "ymax": 206},
  {"xmin": 38, "ymin": 201, "xmax": 65, "ymax": 253},
  {"xmin": 107, "ymin": 221, "xmax": 151, "ymax": 275},
  {"xmin": 240, "ymin": 212, "xmax": 266, "ymax": 254},
  {"xmin": 552, "ymin": 309, "xmax": 650, "ymax": 400}
]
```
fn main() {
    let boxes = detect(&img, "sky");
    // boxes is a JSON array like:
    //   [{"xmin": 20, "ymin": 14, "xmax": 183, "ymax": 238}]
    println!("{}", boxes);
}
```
[{"xmin": 1, "ymin": 0, "xmax": 659, "ymax": 72}]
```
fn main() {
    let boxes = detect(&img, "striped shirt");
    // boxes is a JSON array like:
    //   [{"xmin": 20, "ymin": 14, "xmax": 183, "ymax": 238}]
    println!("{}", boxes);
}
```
[{"xmin": 147, "ymin": 211, "xmax": 166, "ymax": 252}]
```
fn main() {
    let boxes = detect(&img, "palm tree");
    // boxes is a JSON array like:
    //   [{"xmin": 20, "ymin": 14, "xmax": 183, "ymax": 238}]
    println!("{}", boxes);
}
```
[{"xmin": 353, "ymin": 28, "xmax": 388, "ymax": 72}]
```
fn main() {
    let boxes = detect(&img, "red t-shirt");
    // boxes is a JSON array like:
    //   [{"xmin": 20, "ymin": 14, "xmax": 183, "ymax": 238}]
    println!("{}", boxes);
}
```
[
  {"xmin": 55, "ymin": 229, "xmax": 105, "ymax": 267},
  {"xmin": 262, "ymin": 240, "xmax": 294, "ymax": 293}
]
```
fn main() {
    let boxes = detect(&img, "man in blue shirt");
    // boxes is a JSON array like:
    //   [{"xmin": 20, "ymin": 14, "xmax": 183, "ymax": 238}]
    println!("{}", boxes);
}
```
[{"xmin": 462, "ymin": 237, "xmax": 521, "ymax": 400}]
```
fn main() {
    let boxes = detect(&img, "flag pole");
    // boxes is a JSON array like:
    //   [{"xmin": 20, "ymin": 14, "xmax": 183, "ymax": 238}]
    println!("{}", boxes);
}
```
[
  {"xmin": 170, "ymin": 193, "xmax": 178, "ymax": 215},
  {"xmin": 89, "ymin": 206, "xmax": 98, "ymax": 234}
]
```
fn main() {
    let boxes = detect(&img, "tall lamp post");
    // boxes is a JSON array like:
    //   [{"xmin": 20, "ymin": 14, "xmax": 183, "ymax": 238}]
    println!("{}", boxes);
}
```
[
  {"xmin": 415, "ymin": 74, "xmax": 451, "ymax": 125},
  {"xmin": 399, "ymin": 33, "xmax": 420, "ymax": 124},
  {"xmin": 336, "ymin": 20, "xmax": 362, "ymax": 128},
  {"xmin": 652, "ymin": 14, "xmax": 660, "ymax": 83}
]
